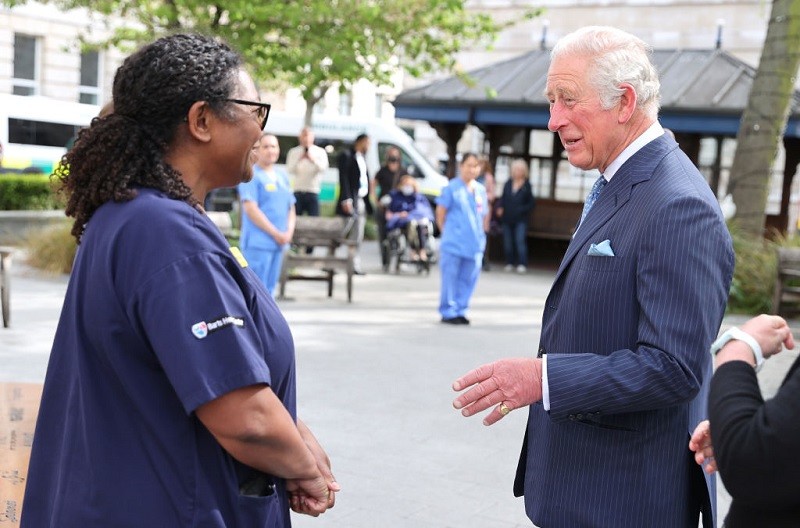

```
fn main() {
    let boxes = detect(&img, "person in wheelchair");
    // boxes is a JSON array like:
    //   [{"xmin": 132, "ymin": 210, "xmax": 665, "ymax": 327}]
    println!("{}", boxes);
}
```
[{"xmin": 383, "ymin": 174, "xmax": 434, "ymax": 262}]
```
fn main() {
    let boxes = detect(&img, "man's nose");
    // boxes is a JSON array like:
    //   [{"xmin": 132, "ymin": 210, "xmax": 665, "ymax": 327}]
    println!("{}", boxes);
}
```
[{"xmin": 547, "ymin": 106, "xmax": 564, "ymax": 132}]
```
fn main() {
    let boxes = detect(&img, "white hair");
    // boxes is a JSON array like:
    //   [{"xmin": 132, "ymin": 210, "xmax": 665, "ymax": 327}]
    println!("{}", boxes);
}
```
[
  {"xmin": 551, "ymin": 26, "xmax": 660, "ymax": 119},
  {"xmin": 510, "ymin": 158, "xmax": 529, "ymax": 178}
]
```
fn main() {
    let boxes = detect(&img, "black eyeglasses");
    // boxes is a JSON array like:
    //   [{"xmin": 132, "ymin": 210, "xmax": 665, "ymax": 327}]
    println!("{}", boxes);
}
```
[
  {"xmin": 224, "ymin": 99, "xmax": 271, "ymax": 130},
  {"xmin": 387, "ymin": 157, "xmax": 400, "ymax": 163}
]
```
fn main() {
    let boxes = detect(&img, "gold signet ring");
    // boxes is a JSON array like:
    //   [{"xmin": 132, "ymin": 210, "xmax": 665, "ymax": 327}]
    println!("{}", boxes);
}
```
[{"xmin": 499, "ymin": 403, "xmax": 511, "ymax": 416}]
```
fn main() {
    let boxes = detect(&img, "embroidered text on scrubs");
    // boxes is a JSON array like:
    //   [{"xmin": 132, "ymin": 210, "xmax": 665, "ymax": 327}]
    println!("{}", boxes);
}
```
[{"xmin": 191, "ymin": 316, "xmax": 245, "ymax": 339}]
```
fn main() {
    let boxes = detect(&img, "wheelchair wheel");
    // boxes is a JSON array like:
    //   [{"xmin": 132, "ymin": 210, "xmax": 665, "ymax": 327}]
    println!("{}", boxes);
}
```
[{"xmin": 381, "ymin": 240, "xmax": 390, "ymax": 272}]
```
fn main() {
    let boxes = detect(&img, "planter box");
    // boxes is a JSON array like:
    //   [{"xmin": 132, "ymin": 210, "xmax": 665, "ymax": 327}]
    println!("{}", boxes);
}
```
[{"xmin": 0, "ymin": 210, "xmax": 68, "ymax": 245}]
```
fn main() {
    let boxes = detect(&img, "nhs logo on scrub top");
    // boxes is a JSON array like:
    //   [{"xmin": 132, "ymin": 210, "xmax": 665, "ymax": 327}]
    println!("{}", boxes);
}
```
[
  {"xmin": 191, "ymin": 315, "xmax": 244, "ymax": 339},
  {"xmin": 191, "ymin": 321, "xmax": 209, "ymax": 339}
]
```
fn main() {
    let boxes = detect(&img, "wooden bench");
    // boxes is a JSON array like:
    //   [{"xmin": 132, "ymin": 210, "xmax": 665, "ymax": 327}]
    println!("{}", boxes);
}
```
[
  {"xmin": 278, "ymin": 217, "xmax": 356, "ymax": 302},
  {"xmin": 772, "ymin": 247, "xmax": 800, "ymax": 317},
  {"xmin": 0, "ymin": 383, "xmax": 43, "ymax": 522},
  {"xmin": 527, "ymin": 199, "xmax": 582, "ymax": 241},
  {"xmin": 206, "ymin": 211, "xmax": 234, "ymax": 238},
  {"xmin": 0, "ymin": 246, "xmax": 12, "ymax": 328}
]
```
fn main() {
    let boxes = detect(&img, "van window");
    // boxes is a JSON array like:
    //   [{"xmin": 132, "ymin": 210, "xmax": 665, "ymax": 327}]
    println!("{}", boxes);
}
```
[
  {"xmin": 316, "ymin": 138, "xmax": 352, "ymax": 168},
  {"xmin": 378, "ymin": 142, "xmax": 419, "ymax": 179},
  {"xmin": 9, "ymin": 118, "xmax": 80, "ymax": 148},
  {"xmin": 274, "ymin": 135, "xmax": 298, "ymax": 164}
]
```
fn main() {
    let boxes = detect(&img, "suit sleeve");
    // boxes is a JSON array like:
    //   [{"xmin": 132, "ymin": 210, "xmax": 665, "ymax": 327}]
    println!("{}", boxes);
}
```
[
  {"xmin": 338, "ymin": 152, "xmax": 353, "ymax": 203},
  {"xmin": 546, "ymin": 194, "xmax": 734, "ymax": 419},
  {"xmin": 710, "ymin": 359, "xmax": 800, "ymax": 509}
]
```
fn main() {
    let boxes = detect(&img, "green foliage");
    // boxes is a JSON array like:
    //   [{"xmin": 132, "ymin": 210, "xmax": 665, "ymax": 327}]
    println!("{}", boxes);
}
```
[
  {"xmin": 0, "ymin": 173, "xmax": 62, "ymax": 210},
  {"xmin": 24, "ymin": 221, "xmax": 77, "ymax": 275},
  {"xmin": 726, "ymin": 224, "xmax": 800, "ymax": 314},
  {"xmin": 14, "ymin": 0, "xmax": 540, "ymax": 125}
]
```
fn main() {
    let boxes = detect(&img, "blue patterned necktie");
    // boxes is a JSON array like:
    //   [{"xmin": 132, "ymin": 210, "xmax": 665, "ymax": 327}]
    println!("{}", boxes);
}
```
[{"xmin": 578, "ymin": 175, "xmax": 607, "ymax": 228}]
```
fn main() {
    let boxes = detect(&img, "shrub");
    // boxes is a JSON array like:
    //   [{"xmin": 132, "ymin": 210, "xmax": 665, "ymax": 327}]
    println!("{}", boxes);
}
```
[
  {"xmin": 726, "ymin": 224, "xmax": 800, "ymax": 314},
  {"xmin": 0, "ymin": 173, "xmax": 62, "ymax": 210},
  {"xmin": 24, "ymin": 222, "xmax": 77, "ymax": 275}
]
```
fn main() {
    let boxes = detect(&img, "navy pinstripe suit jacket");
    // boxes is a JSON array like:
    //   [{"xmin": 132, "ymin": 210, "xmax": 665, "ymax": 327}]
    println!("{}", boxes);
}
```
[{"xmin": 514, "ymin": 134, "xmax": 734, "ymax": 528}]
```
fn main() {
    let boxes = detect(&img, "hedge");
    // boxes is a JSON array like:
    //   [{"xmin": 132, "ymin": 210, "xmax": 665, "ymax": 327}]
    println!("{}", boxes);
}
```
[{"xmin": 0, "ymin": 173, "xmax": 62, "ymax": 210}]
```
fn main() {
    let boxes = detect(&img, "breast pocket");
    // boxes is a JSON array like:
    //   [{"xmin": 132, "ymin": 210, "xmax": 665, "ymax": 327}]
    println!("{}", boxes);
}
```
[{"xmin": 579, "ymin": 255, "xmax": 627, "ymax": 272}]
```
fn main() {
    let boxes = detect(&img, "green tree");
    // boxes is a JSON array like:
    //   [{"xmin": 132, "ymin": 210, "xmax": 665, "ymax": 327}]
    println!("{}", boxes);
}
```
[
  {"xmin": 728, "ymin": 0, "xmax": 800, "ymax": 238},
  {"xmin": 6, "ymin": 0, "xmax": 539, "ymax": 125}
]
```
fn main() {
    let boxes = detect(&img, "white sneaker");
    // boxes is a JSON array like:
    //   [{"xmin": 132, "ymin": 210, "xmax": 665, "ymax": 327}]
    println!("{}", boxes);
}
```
[
  {"xmin": 516, "ymin": 265, "xmax": 527, "ymax": 274},
  {"xmin": 504, "ymin": 264, "xmax": 514, "ymax": 272}
]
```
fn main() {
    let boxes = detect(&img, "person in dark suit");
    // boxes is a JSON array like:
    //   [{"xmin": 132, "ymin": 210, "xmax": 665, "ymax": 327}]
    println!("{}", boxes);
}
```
[
  {"xmin": 451, "ymin": 26, "xmax": 734, "ymax": 527},
  {"xmin": 336, "ymin": 133, "xmax": 372, "ymax": 274},
  {"xmin": 690, "ymin": 314, "xmax": 799, "ymax": 527}
]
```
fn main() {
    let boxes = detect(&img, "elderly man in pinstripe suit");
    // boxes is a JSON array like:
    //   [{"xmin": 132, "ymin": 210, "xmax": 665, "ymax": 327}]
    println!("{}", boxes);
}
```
[{"xmin": 453, "ymin": 26, "xmax": 733, "ymax": 528}]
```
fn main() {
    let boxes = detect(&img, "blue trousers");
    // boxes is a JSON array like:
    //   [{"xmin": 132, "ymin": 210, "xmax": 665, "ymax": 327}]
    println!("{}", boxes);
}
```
[
  {"xmin": 438, "ymin": 250, "xmax": 482, "ymax": 319},
  {"xmin": 242, "ymin": 246, "xmax": 285, "ymax": 296},
  {"xmin": 503, "ymin": 221, "xmax": 528, "ymax": 266}
]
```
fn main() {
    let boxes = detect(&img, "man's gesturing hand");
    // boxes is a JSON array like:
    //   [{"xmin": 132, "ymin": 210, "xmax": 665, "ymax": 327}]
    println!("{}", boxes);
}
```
[{"xmin": 452, "ymin": 358, "xmax": 543, "ymax": 425}]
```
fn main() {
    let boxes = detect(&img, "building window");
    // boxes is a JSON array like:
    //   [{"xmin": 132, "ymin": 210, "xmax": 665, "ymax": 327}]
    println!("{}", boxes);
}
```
[
  {"xmin": 338, "ymin": 91, "xmax": 351, "ymax": 116},
  {"xmin": 79, "ymin": 50, "xmax": 101, "ymax": 105},
  {"xmin": 13, "ymin": 34, "xmax": 38, "ymax": 96},
  {"xmin": 374, "ymin": 94, "xmax": 384, "ymax": 119}
]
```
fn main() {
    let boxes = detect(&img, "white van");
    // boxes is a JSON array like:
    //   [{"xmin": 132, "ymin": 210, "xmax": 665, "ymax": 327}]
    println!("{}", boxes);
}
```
[
  {"xmin": 0, "ymin": 93, "xmax": 100, "ymax": 173},
  {"xmin": 266, "ymin": 111, "xmax": 447, "ymax": 205}
]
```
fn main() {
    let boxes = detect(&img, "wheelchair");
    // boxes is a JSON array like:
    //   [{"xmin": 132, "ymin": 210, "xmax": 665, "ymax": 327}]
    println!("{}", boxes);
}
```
[{"xmin": 381, "ymin": 220, "xmax": 437, "ymax": 275}]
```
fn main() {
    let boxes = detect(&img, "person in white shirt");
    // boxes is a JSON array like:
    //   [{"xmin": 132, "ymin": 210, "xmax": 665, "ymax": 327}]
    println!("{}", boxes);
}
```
[{"xmin": 285, "ymin": 127, "xmax": 329, "ymax": 218}]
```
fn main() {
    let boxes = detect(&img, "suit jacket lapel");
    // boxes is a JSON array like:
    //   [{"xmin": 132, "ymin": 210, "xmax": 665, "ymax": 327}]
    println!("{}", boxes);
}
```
[{"xmin": 552, "ymin": 134, "xmax": 676, "ymax": 283}]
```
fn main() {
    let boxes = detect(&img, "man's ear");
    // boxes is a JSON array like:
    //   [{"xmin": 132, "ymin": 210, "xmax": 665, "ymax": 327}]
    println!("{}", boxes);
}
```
[
  {"xmin": 617, "ymin": 83, "xmax": 638, "ymax": 124},
  {"xmin": 185, "ymin": 101, "xmax": 213, "ymax": 143}
]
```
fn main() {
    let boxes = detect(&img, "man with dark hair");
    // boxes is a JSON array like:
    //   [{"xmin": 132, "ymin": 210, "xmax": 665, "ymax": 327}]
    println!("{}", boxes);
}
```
[
  {"xmin": 336, "ymin": 133, "xmax": 372, "ymax": 274},
  {"xmin": 373, "ymin": 146, "xmax": 408, "ymax": 266}
]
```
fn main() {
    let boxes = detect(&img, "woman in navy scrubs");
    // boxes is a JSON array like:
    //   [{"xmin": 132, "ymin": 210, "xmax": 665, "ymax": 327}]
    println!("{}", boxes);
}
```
[{"xmin": 21, "ymin": 34, "xmax": 337, "ymax": 527}]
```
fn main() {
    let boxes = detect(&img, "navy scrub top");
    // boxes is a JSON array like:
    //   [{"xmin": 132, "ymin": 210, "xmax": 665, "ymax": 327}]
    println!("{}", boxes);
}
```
[{"xmin": 22, "ymin": 188, "xmax": 296, "ymax": 528}]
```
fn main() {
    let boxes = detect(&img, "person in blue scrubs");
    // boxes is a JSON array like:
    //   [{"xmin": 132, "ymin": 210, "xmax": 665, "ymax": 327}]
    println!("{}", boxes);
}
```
[
  {"xmin": 21, "ymin": 34, "xmax": 337, "ymax": 528},
  {"xmin": 435, "ymin": 152, "xmax": 490, "ymax": 325},
  {"xmin": 238, "ymin": 133, "xmax": 296, "ymax": 295}
]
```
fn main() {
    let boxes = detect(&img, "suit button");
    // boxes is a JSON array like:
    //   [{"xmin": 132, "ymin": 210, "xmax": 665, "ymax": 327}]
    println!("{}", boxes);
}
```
[
  {"xmin": 576, "ymin": 414, "xmax": 584, "ymax": 420},
  {"xmin": 537, "ymin": 346, "xmax": 545, "ymax": 358}
]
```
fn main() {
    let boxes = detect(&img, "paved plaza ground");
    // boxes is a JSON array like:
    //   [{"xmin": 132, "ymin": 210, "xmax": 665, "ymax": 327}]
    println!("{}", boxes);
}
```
[{"xmin": 2, "ymin": 240, "xmax": 796, "ymax": 527}]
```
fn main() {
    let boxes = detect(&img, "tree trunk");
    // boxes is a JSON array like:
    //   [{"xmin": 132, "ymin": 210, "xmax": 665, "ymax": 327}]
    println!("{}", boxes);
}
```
[{"xmin": 728, "ymin": 0, "xmax": 800, "ymax": 238}]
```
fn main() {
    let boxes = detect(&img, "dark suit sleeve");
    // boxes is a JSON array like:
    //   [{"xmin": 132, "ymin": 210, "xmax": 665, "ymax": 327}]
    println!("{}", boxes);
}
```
[
  {"xmin": 547, "ymin": 194, "xmax": 733, "ymax": 419},
  {"xmin": 338, "ymin": 152, "xmax": 353, "ymax": 204},
  {"xmin": 710, "ymin": 359, "xmax": 800, "ymax": 509}
]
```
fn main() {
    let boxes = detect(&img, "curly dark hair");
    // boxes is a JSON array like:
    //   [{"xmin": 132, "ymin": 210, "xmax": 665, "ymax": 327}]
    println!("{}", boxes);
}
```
[{"xmin": 56, "ymin": 33, "xmax": 243, "ymax": 242}]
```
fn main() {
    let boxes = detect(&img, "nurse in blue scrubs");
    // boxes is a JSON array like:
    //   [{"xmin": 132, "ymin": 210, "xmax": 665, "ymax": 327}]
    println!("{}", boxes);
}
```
[
  {"xmin": 435, "ymin": 152, "xmax": 490, "ymax": 325},
  {"xmin": 21, "ymin": 34, "xmax": 337, "ymax": 528},
  {"xmin": 238, "ymin": 133, "xmax": 296, "ymax": 295}
]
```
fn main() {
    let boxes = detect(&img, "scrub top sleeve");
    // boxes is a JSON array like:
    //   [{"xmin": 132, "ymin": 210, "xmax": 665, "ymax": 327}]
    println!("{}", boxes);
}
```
[
  {"xmin": 436, "ymin": 185, "xmax": 453, "ymax": 208},
  {"xmin": 130, "ymin": 252, "xmax": 271, "ymax": 414},
  {"xmin": 238, "ymin": 179, "xmax": 259, "ymax": 203}
]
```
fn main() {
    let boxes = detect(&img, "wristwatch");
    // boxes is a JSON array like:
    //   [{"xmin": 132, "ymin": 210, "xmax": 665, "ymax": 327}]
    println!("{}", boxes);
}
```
[{"xmin": 709, "ymin": 327, "xmax": 764, "ymax": 372}]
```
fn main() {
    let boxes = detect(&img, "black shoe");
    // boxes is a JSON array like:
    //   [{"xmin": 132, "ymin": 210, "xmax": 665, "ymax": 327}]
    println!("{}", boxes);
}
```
[
  {"xmin": 456, "ymin": 316, "xmax": 470, "ymax": 325},
  {"xmin": 353, "ymin": 270, "xmax": 366, "ymax": 276},
  {"xmin": 441, "ymin": 317, "xmax": 463, "ymax": 325}
]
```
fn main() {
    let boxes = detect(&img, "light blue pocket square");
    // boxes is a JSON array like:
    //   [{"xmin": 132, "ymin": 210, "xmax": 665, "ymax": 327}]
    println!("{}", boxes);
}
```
[{"xmin": 588, "ymin": 239, "xmax": 615, "ymax": 257}]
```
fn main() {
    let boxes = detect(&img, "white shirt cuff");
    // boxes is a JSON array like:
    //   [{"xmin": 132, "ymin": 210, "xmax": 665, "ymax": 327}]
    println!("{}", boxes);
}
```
[{"xmin": 542, "ymin": 354, "xmax": 550, "ymax": 411}]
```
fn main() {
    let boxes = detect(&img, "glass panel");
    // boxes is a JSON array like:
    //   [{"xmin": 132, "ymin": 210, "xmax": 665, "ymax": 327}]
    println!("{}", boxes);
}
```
[
  {"xmin": 13, "ymin": 34, "xmax": 36, "ymax": 80},
  {"xmin": 529, "ymin": 130, "xmax": 554, "ymax": 157},
  {"xmin": 79, "ymin": 92, "xmax": 98, "ymax": 105},
  {"xmin": 13, "ymin": 85, "xmax": 34, "ymax": 96},
  {"xmin": 80, "ymin": 50, "xmax": 99, "ymax": 87},
  {"xmin": 8, "ymin": 118, "xmax": 80, "ymax": 148}
]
